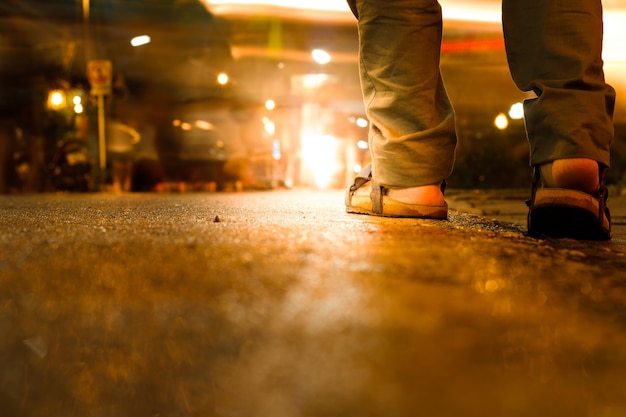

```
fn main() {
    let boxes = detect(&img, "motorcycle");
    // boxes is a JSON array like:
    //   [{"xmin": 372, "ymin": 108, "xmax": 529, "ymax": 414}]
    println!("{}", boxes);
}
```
[{"xmin": 49, "ymin": 137, "xmax": 92, "ymax": 192}]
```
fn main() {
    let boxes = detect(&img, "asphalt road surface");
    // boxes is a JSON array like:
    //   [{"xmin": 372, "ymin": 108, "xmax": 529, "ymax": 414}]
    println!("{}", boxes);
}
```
[{"xmin": 1, "ymin": 190, "xmax": 626, "ymax": 417}]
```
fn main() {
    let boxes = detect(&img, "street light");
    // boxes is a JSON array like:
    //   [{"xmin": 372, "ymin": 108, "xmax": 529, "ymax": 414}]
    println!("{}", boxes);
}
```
[
  {"xmin": 47, "ymin": 90, "xmax": 66, "ymax": 110},
  {"xmin": 217, "ymin": 72, "xmax": 229, "ymax": 85},
  {"xmin": 508, "ymin": 102, "xmax": 524, "ymax": 120},
  {"xmin": 356, "ymin": 117, "xmax": 368, "ymax": 128},
  {"xmin": 130, "ymin": 35, "xmax": 151, "ymax": 47},
  {"xmin": 312, "ymin": 49, "xmax": 331, "ymax": 65},
  {"xmin": 494, "ymin": 113, "xmax": 509, "ymax": 130},
  {"xmin": 73, "ymin": 95, "xmax": 84, "ymax": 113}
]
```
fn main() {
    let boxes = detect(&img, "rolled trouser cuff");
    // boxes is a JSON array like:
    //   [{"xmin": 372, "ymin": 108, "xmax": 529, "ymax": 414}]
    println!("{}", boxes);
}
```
[
  {"xmin": 524, "ymin": 85, "xmax": 614, "ymax": 167},
  {"xmin": 370, "ymin": 112, "xmax": 457, "ymax": 188}
]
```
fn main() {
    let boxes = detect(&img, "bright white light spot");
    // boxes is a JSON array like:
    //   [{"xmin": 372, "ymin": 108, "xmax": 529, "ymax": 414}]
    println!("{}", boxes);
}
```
[
  {"xmin": 312, "ymin": 49, "xmax": 331, "ymax": 65},
  {"xmin": 603, "ymin": 11, "xmax": 626, "ymax": 63},
  {"xmin": 265, "ymin": 99, "xmax": 276, "ymax": 110},
  {"xmin": 353, "ymin": 164, "xmax": 362, "ymax": 173},
  {"xmin": 441, "ymin": 2, "xmax": 501, "ymax": 23},
  {"xmin": 494, "ymin": 113, "xmax": 509, "ymax": 130},
  {"xmin": 47, "ymin": 90, "xmax": 66, "ymax": 110},
  {"xmin": 508, "ymin": 102, "xmax": 524, "ymax": 120},
  {"xmin": 217, "ymin": 72, "xmax": 229, "ymax": 85},
  {"xmin": 298, "ymin": 73, "xmax": 331, "ymax": 89},
  {"xmin": 50, "ymin": 91, "xmax": 64, "ymax": 107},
  {"xmin": 74, "ymin": 104, "xmax": 84, "ymax": 114},
  {"xmin": 195, "ymin": 120, "xmax": 215, "ymax": 130},
  {"xmin": 272, "ymin": 139, "xmax": 281, "ymax": 160},
  {"xmin": 356, "ymin": 117, "xmax": 368, "ymax": 128},
  {"xmin": 204, "ymin": 0, "xmax": 351, "ymax": 13},
  {"xmin": 264, "ymin": 119, "xmax": 276, "ymax": 136},
  {"xmin": 73, "ymin": 95, "xmax": 82, "ymax": 105},
  {"xmin": 130, "ymin": 35, "xmax": 151, "ymax": 47},
  {"xmin": 357, "ymin": 140, "xmax": 368, "ymax": 150},
  {"xmin": 301, "ymin": 132, "xmax": 339, "ymax": 188}
]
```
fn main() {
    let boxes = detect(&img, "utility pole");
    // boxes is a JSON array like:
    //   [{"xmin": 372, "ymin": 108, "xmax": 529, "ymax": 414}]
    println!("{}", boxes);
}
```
[{"xmin": 83, "ymin": 0, "xmax": 111, "ymax": 192}]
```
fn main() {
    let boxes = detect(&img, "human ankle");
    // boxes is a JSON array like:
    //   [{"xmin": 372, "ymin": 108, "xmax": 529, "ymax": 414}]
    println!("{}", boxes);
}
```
[{"xmin": 538, "ymin": 158, "xmax": 600, "ymax": 194}]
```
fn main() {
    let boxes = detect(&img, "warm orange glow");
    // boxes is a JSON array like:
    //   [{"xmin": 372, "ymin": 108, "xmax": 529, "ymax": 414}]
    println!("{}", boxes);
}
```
[
  {"xmin": 441, "ymin": 39, "xmax": 504, "ymax": 53},
  {"xmin": 201, "ymin": 0, "xmax": 501, "ymax": 24},
  {"xmin": 603, "ymin": 11, "xmax": 626, "ymax": 63},
  {"xmin": 508, "ymin": 102, "xmax": 524, "ymax": 120},
  {"xmin": 230, "ymin": 46, "xmax": 357, "ymax": 63},
  {"xmin": 312, "ymin": 49, "xmax": 331, "ymax": 65},
  {"xmin": 130, "ymin": 35, "xmax": 151, "ymax": 47},
  {"xmin": 201, "ymin": 0, "xmax": 352, "ymax": 22},
  {"xmin": 195, "ymin": 120, "xmax": 215, "ymax": 130},
  {"xmin": 203, "ymin": 0, "xmax": 626, "ymax": 65},
  {"xmin": 301, "ymin": 132, "xmax": 340, "ymax": 188},
  {"xmin": 217, "ymin": 72, "xmax": 229, "ymax": 85},
  {"xmin": 494, "ymin": 113, "xmax": 509, "ymax": 130},
  {"xmin": 202, "ymin": 0, "xmax": 350, "ymax": 13},
  {"xmin": 47, "ymin": 90, "xmax": 65, "ymax": 110}
]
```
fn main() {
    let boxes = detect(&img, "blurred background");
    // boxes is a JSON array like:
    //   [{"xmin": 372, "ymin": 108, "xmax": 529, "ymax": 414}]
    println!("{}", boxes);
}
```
[{"xmin": 1, "ymin": 0, "xmax": 625, "ymax": 194}]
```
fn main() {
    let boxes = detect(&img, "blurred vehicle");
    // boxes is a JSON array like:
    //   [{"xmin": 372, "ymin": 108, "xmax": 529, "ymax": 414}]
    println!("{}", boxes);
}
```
[
  {"xmin": 50, "ymin": 136, "xmax": 92, "ymax": 192},
  {"xmin": 12, "ymin": 132, "xmax": 91, "ymax": 193},
  {"xmin": 169, "ymin": 99, "xmax": 284, "ymax": 190}
]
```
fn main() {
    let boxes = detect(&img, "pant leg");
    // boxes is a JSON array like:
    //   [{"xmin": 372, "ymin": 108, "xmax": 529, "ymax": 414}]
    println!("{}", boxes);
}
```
[
  {"xmin": 502, "ymin": 0, "xmax": 615, "ymax": 167},
  {"xmin": 352, "ymin": 0, "xmax": 457, "ymax": 188}
]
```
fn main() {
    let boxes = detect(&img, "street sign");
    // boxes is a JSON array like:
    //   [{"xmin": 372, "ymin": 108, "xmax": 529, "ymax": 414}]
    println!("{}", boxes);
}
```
[{"xmin": 87, "ymin": 60, "xmax": 112, "ymax": 96}]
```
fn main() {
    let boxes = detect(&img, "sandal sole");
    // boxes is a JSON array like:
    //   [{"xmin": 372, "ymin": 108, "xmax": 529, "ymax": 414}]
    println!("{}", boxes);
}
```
[
  {"xmin": 528, "ymin": 189, "xmax": 610, "ymax": 240},
  {"xmin": 347, "ymin": 195, "xmax": 448, "ymax": 220}
]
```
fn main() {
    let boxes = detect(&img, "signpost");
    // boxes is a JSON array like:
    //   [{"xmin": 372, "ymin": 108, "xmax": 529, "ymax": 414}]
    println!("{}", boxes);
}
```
[{"xmin": 87, "ymin": 60, "xmax": 112, "ymax": 191}]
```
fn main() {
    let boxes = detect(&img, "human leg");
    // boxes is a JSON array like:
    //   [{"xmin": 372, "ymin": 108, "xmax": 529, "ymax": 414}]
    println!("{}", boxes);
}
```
[
  {"xmin": 345, "ymin": 0, "xmax": 457, "ymax": 216},
  {"xmin": 503, "ymin": 0, "xmax": 614, "ymax": 174},
  {"xmin": 111, "ymin": 159, "xmax": 123, "ymax": 192},
  {"xmin": 502, "ymin": 0, "xmax": 615, "ymax": 238},
  {"xmin": 122, "ymin": 160, "xmax": 133, "ymax": 192}
]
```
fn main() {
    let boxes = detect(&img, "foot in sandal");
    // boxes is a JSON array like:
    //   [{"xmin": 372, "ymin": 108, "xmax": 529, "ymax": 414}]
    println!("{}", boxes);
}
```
[{"xmin": 527, "ymin": 158, "xmax": 611, "ymax": 240}]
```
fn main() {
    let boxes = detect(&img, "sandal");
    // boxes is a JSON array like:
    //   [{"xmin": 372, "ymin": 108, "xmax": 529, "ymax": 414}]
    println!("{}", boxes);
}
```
[
  {"xmin": 345, "ymin": 164, "xmax": 448, "ymax": 219},
  {"xmin": 526, "ymin": 166, "xmax": 611, "ymax": 240}
]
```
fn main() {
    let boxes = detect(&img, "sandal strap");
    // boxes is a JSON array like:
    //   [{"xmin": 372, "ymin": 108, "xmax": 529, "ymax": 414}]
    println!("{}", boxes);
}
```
[
  {"xmin": 598, "ymin": 164, "xmax": 610, "ymax": 226},
  {"xmin": 345, "ymin": 163, "xmax": 384, "ymax": 214},
  {"xmin": 350, "ymin": 163, "xmax": 372, "ymax": 192},
  {"xmin": 345, "ymin": 163, "xmax": 373, "ymax": 207},
  {"xmin": 371, "ymin": 180, "xmax": 383, "ymax": 214},
  {"xmin": 526, "ymin": 166, "xmax": 541, "ymax": 208}
]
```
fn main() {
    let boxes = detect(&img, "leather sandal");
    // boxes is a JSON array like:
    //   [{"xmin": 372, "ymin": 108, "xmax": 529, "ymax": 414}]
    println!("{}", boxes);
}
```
[
  {"xmin": 526, "ymin": 166, "xmax": 611, "ymax": 240},
  {"xmin": 345, "ymin": 164, "xmax": 448, "ymax": 219}
]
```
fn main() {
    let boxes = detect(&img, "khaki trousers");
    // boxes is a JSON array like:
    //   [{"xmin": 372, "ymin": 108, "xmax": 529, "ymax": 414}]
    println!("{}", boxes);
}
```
[{"xmin": 347, "ymin": 0, "xmax": 615, "ymax": 188}]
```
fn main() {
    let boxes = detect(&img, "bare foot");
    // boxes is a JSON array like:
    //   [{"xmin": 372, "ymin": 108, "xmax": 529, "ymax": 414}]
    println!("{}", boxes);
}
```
[
  {"xmin": 386, "ymin": 183, "xmax": 446, "ymax": 205},
  {"xmin": 539, "ymin": 158, "xmax": 600, "ymax": 195}
]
